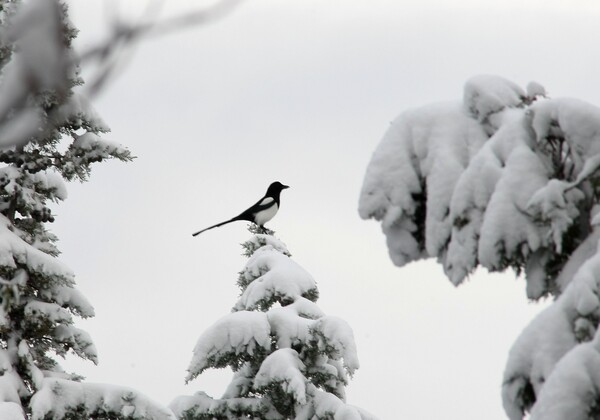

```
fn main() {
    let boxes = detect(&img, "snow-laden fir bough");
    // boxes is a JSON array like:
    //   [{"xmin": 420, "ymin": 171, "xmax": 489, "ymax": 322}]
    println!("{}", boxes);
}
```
[
  {"xmin": 359, "ymin": 75, "xmax": 600, "ymax": 419},
  {"xmin": 171, "ymin": 225, "xmax": 377, "ymax": 419},
  {"xmin": 0, "ymin": 1, "xmax": 174, "ymax": 418}
]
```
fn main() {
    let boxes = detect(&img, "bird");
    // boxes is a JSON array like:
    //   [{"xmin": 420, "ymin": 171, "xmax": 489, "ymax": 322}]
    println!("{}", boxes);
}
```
[{"xmin": 192, "ymin": 181, "xmax": 290, "ymax": 236}]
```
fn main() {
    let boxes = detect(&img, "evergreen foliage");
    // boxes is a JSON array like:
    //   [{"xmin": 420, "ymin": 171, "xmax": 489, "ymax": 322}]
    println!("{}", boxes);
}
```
[
  {"xmin": 171, "ymin": 227, "xmax": 376, "ymax": 419},
  {"xmin": 0, "ymin": 1, "xmax": 171, "ymax": 418}
]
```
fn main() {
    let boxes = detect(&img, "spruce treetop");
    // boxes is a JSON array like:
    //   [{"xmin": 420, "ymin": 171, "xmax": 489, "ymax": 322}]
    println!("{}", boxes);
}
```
[{"xmin": 171, "ymin": 226, "xmax": 377, "ymax": 420}]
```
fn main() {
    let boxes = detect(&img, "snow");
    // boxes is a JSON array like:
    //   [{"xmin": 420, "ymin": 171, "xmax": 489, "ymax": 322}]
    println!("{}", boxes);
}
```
[
  {"xmin": 445, "ymin": 131, "xmax": 505, "ymax": 283},
  {"xmin": 0, "ymin": 167, "xmax": 23, "ymax": 196},
  {"xmin": 0, "ymin": 369, "xmax": 25, "ymax": 407},
  {"xmin": 0, "ymin": 402, "xmax": 25, "ymax": 420},
  {"xmin": 475, "ymin": 114, "xmax": 547, "ymax": 272},
  {"xmin": 358, "ymin": 101, "xmax": 487, "ymax": 267},
  {"xmin": 72, "ymin": 132, "xmax": 127, "ymax": 156},
  {"xmin": 526, "ymin": 179, "xmax": 584, "ymax": 253},
  {"xmin": 530, "ymin": 98, "xmax": 600, "ymax": 172},
  {"xmin": 32, "ymin": 171, "xmax": 68, "ymax": 201},
  {"xmin": 359, "ymin": 76, "xmax": 553, "ymax": 287},
  {"xmin": 287, "ymin": 296, "xmax": 326, "ymax": 319},
  {"xmin": 311, "ymin": 316, "xmax": 360, "ymax": 374},
  {"xmin": 526, "ymin": 81, "xmax": 546, "ymax": 99},
  {"xmin": 254, "ymin": 348, "xmax": 307, "ymax": 404},
  {"xmin": 57, "ymin": 93, "xmax": 110, "ymax": 133},
  {"xmin": 53, "ymin": 326, "xmax": 98, "ymax": 362},
  {"xmin": 169, "ymin": 391, "xmax": 264, "ymax": 419},
  {"xmin": 463, "ymin": 75, "xmax": 526, "ymax": 131},
  {"xmin": 235, "ymin": 245, "xmax": 318, "ymax": 310},
  {"xmin": 360, "ymin": 76, "xmax": 600, "ymax": 294},
  {"xmin": 502, "ymin": 301, "xmax": 577, "ymax": 419},
  {"xmin": 308, "ymin": 386, "xmax": 377, "ymax": 420},
  {"xmin": 46, "ymin": 286, "xmax": 95, "ymax": 318},
  {"xmin": 30, "ymin": 379, "xmax": 176, "ymax": 420},
  {"xmin": 268, "ymin": 305, "xmax": 312, "ymax": 348},
  {"xmin": 529, "ymin": 332, "xmax": 600, "ymax": 420},
  {"xmin": 243, "ymin": 233, "xmax": 292, "ymax": 258},
  {"xmin": 555, "ymin": 229, "xmax": 600, "ymax": 292},
  {"xmin": 221, "ymin": 364, "xmax": 255, "ymax": 399},
  {"xmin": 0, "ymin": 214, "xmax": 73, "ymax": 280},
  {"xmin": 24, "ymin": 301, "xmax": 73, "ymax": 324},
  {"xmin": 502, "ymin": 231, "xmax": 600, "ymax": 418},
  {"xmin": 0, "ymin": 212, "xmax": 98, "ymax": 369},
  {"xmin": 186, "ymin": 311, "xmax": 271, "ymax": 381}
]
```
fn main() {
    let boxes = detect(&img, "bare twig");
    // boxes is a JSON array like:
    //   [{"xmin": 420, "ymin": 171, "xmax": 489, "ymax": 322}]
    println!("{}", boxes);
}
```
[
  {"xmin": 80, "ymin": 0, "xmax": 243, "ymax": 97},
  {"xmin": 0, "ymin": 0, "xmax": 243, "ymax": 148}
]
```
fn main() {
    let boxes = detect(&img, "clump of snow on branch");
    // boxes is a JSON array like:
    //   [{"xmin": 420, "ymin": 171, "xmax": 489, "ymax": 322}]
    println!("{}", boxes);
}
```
[
  {"xmin": 0, "ymin": 213, "xmax": 72, "ymax": 282},
  {"xmin": 0, "ymin": 402, "xmax": 25, "ymax": 420},
  {"xmin": 172, "ymin": 230, "xmax": 375, "ymax": 419},
  {"xmin": 306, "ymin": 386, "xmax": 378, "ymax": 420},
  {"xmin": 30, "ymin": 379, "xmax": 176, "ymax": 420},
  {"xmin": 527, "ymin": 331, "xmax": 600, "ymax": 420},
  {"xmin": 359, "ymin": 101, "xmax": 487, "ymax": 267},
  {"xmin": 253, "ymin": 348, "xmax": 308, "ymax": 404},
  {"xmin": 502, "ymin": 231, "xmax": 600, "ymax": 419},
  {"xmin": 241, "ymin": 232, "xmax": 291, "ymax": 257},
  {"xmin": 463, "ymin": 75, "xmax": 526, "ymax": 132},
  {"xmin": 360, "ymin": 75, "xmax": 600, "ymax": 418},
  {"xmin": 235, "ymin": 245, "xmax": 318, "ymax": 311},
  {"xmin": 170, "ymin": 391, "xmax": 267, "ymax": 420},
  {"xmin": 185, "ymin": 311, "xmax": 272, "ymax": 381}
]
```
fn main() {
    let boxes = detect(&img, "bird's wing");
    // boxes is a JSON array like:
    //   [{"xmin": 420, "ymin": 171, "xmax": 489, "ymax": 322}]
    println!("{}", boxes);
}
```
[
  {"xmin": 235, "ymin": 196, "xmax": 276, "ymax": 220},
  {"xmin": 254, "ymin": 196, "xmax": 275, "ymax": 210}
]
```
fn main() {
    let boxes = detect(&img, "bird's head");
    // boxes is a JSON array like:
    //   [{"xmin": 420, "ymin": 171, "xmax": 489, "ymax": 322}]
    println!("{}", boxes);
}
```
[{"xmin": 266, "ymin": 181, "xmax": 289, "ymax": 196}]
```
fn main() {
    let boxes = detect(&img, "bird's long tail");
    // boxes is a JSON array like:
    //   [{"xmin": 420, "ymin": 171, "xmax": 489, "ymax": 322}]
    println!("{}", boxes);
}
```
[{"xmin": 192, "ymin": 217, "xmax": 241, "ymax": 237}]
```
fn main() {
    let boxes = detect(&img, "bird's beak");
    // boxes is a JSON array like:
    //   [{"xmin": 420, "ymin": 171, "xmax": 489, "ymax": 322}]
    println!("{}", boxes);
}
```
[{"xmin": 282, "ymin": 184, "xmax": 290, "ymax": 189}]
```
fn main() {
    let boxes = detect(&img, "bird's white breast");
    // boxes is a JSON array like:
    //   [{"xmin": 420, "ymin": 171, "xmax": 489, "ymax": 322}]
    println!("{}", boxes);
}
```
[{"xmin": 254, "ymin": 198, "xmax": 278, "ymax": 226}]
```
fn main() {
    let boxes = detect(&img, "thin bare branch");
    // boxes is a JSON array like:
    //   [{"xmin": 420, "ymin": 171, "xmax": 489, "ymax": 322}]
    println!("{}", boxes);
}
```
[{"xmin": 79, "ymin": 0, "xmax": 243, "ymax": 97}]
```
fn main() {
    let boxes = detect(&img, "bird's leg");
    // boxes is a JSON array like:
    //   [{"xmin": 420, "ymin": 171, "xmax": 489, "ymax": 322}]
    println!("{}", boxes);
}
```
[{"xmin": 256, "ymin": 225, "xmax": 275, "ymax": 235}]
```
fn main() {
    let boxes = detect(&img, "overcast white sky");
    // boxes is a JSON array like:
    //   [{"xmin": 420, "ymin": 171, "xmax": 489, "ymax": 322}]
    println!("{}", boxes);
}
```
[{"xmin": 54, "ymin": 1, "xmax": 600, "ymax": 418}]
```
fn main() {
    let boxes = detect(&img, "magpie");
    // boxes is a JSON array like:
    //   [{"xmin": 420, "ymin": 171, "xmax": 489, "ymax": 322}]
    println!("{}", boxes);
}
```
[{"xmin": 192, "ymin": 181, "xmax": 290, "ymax": 236}]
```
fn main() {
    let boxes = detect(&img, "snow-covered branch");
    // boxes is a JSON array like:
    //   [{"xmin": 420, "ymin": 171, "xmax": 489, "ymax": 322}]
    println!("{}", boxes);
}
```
[
  {"xmin": 360, "ymin": 75, "xmax": 600, "ymax": 299},
  {"xmin": 30, "ymin": 379, "xmax": 176, "ymax": 420}
]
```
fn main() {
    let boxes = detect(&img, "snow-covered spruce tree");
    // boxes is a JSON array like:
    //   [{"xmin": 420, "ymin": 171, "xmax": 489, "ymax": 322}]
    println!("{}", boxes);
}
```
[
  {"xmin": 0, "ymin": 1, "xmax": 173, "ymax": 419},
  {"xmin": 359, "ymin": 75, "xmax": 600, "ymax": 419},
  {"xmin": 170, "ymin": 226, "xmax": 376, "ymax": 419}
]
